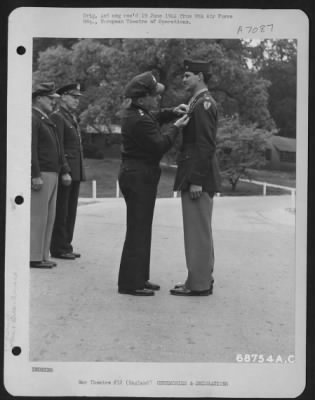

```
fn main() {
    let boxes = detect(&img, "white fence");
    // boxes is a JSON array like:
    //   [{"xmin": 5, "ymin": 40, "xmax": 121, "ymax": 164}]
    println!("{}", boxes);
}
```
[
  {"xmin": 88, "ymin": 178, "xmax": 296, "ymax": 209},
  {"xmin": 90, "ymin": 180, "xmax": 179, "ymax": 199},
  {"xmin": 240, "ymin": 178, "xmax": 296, "ymax": 209}
]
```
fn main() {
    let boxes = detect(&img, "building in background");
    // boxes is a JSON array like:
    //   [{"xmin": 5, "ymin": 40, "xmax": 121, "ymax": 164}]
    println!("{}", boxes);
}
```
[{"xmin": 265, "ymin": 136, "xmax": 296, "ymax": 171}]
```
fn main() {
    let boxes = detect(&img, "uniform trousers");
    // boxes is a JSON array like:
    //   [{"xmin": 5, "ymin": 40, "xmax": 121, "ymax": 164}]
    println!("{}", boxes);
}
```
[
  {"xmin": 118, "ymin": 163, "xmax": 161, "ymax": 290},
  {"xmin": 50, "ymin": 180, "xmax": 81, "ymax": 255},
  {"xmin": 181, "ymin": 191, "xmax": 214, "ymax": 291},
  {"xmin": 30, "ymin": 172, "xmax": 58, "ymax": 261}
]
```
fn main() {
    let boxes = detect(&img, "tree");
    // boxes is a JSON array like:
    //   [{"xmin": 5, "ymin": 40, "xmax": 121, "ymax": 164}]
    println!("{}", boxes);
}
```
[
  {"xmin": 245, "ymin": 39, "xmax": 297, "ymax": 137},
  {"xmin": 182, "ymin": 39, "xmax": 275, "ymax": 129},
  {"xmin": 32, "ymin": 38, "xmax": 78, "ymax": 69},
  {"xmin": 33, "ymin": 38, "xmax": 280, "ymax": 162},
  {"xmin": 260, "ymin": 60, "xmax": 296, "ymax": 138},
  {"xmin": 79, "ymin": 82, "xmax": 123, "ymax": 133},
  {"xmin": 33, "ymin": 38, "xmax": 274, "ymax": 126},
  {"xmin": 217, "ymin": 114, "xmax": 273, "ymax": 191},
  {"xmin": 32, "ymin": 45, "xmax": 74, "ymax": 86}
]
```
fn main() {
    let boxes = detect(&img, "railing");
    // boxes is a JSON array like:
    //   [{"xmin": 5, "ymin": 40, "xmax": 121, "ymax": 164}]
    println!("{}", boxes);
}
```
[
  {"xmin": 88, "ymin": 180, "xmax": 179, "ymax": 199},
  {"xmin": 87, "ymin": 178, "xmax": 296, "ymax": 209},
  {"xmin": 239, "ymin": 178, "xmax": 296, "ymax": 209}
]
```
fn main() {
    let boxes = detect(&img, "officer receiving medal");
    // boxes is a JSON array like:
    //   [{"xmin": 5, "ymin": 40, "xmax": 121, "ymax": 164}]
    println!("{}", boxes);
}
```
[{"xmin": 171, "ymin": 59, "xmax": 221, "ymax": 296}]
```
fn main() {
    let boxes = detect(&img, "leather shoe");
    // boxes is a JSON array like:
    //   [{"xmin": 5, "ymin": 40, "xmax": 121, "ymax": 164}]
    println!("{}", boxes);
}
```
[
  {"xmin": 71, "ymin": 252, "xmax": 81, "ymax": 258},
  {"xmin": 118, "ymin": 288, "xmax": 155, "ymax": 296},
  {"xmin": 44, "ymin": 260, "xmax": 57, "ymax": 267},
  {"xmin": 30, "ymin": 261, "xmax": 53, "ymax": 269},
  {"xmin": 51, "ymin": 253, "xmax": 76, "ymax": 260},
  {"xmin": 170, "ymin": 287, "xmax": 212, "ymax": 296},
  {"xmin": 144, "ymin": 281, "xmax": 160, "ymax": 290},
  {"xmin": 174, "ymin": 282, "xmax": 185, "ymax": 289},
  {"xmin": 174, "ymin": 279, "xmax": 214, "ymax": 291}
]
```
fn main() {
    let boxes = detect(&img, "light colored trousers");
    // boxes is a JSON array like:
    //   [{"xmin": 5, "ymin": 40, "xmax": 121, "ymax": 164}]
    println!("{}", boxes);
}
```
[
  {"xmin": 30, "ymin": 172, "xmax": 58, "ymax": 261},
  {"xmin": 181, "ymin": 191, "xmax": 214, "ymax": 291}
]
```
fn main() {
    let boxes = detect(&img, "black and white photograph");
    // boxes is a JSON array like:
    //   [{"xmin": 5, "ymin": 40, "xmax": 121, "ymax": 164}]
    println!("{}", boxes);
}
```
[{"xmin": 4, "ymin": 7, "xmax": 309, "ymax": 398}]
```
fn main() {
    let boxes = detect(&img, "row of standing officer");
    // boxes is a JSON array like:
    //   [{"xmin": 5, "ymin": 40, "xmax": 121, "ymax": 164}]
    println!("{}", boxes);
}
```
[{"xmin": 30, "ymin": 82, "xmax": 85, "ymax": 268}]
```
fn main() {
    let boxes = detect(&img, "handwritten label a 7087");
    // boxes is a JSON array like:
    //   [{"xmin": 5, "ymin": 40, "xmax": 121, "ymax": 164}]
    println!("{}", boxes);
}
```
[{"xmin": 237, "ymin": 24, "xmax": 274, "ymax": 34}]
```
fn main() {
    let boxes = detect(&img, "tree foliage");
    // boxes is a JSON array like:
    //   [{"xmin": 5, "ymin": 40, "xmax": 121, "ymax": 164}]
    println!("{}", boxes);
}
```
[
  {"xmin": 33, "ymin": 45, "xmax": 74, "ymax": 86},
  {"xmin": 217, "ymin": 114, "xmax": 273, "ymax": 190},
  {"xmin": 245, "ymin": 39, "xmax": 297, "ymax": 137},
  {"xmin": 33, "ymin": 38, "xmax": 277, "ymax": 127},
  {"xmin": 32, "ymin": 38, "xmax": 296, "ymax": 176}
]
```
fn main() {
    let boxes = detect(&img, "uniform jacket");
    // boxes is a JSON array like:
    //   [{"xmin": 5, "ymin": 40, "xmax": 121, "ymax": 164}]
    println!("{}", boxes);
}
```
[
  {"xmin": 51, "ymin": 106, "xmax": 86, "ymax": 181},
  {"xmin": 120, "ymin": 104, "xmax": 179, "ymax": 165},
  {"xmin": 173, "ymin": 89, "xmax": 221, "ymax": 194},
  {"xmin": 31, "ymin": 108, "xmax": 64, "ymax": 178}
]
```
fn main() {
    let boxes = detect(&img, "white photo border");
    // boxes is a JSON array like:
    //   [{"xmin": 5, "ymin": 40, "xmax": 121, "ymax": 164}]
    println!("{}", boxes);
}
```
[{"xmin": 5, "ymin": 7, "xmax": 309, "ymax": 397}]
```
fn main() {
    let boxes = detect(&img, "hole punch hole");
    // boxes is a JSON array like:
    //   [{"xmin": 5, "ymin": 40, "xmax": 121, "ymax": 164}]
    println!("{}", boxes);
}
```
[
  {"xmin": 15, "ymin": 195, "xmax": 24, "ymax": 205},
  {"xmin": 12, "ymin": 346, "xmax": 22, "ymax": 356},
  {"xmin": 16, "ymin": 46, "xmax": 26, "ymax": 55}
]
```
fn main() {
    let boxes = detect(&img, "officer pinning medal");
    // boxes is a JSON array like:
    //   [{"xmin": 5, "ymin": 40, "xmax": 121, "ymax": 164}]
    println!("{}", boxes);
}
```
[{"xmin": 117, "ymin": 71, "xmax": 189, "ymax": 296}]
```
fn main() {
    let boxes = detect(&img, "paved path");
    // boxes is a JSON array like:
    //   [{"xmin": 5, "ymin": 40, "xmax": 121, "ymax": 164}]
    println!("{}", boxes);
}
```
[{"xmin": 30, "ymin": 195, "xmax": 295, "ymax": 362}]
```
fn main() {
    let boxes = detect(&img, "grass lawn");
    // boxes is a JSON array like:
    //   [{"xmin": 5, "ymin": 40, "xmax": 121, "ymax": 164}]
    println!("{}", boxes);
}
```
[{"xmin": 79, "ymin": 158, "xmax": 296, "ymax": 198}]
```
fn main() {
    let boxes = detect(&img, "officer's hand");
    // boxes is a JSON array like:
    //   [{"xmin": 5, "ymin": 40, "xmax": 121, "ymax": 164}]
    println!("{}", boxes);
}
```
[
  {"xmin": 173, "ymin": 104, "xmax": 189, "ymax": 115},
  {"xmin": 189, "ymin": 184, "xmax": 202, "ymax": 200},
  {"xmin": 174, "ymin": 114, "xmax": 190, "ymax": 128},
  {"xmin": 31, "ymin": 176, "xmax": 44, "ymax": 191},
  {"xmin": 61, "ymin": 173, "xmax": 72, "ymax": 186}
]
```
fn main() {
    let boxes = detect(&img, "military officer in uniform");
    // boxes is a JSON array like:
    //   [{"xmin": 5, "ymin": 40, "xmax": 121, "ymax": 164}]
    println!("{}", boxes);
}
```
[
  {"xmin": 50, "ymin": 83, "xmax": 85, "ymax": 260},
  {"xmin": 118, "ymin": 71, "xmax": 189, "ymax": 296},
  {"xmin": 170, "ymin": 59, "xmax": 221, "ymax": 296},
  {"xmin": 31, "ymin": 82, "xmax": 70, "ymax": 268}
]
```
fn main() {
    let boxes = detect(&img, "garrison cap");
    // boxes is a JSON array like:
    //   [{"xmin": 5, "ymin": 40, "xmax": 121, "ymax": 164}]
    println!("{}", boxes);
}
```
[
  {"xmin": 184, "ymin": 59, "xmax": 212, "ymax": 75},
  {"xmin": 124, "ymin": 71, "xmax": 165, "ymax": 98},
  {"xmin": 32, "ymin": 82, "xmax": 60, "ymax": 98},
  {"xmin": 57, "ymin": 83, "xmax": 83, "ymax": 96}
]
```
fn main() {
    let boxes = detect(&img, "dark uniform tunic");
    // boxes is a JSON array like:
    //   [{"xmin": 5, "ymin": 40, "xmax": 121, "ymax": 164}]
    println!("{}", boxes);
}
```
[
  {"xmin": 118, "ymin": 103, "xmax": 179, "ymax": 290},
  {"xmin": 50, "ymin": 106, "xmax": 86, "ymax": 256},
  {"xmin": 173, "ymin": 89, "xmax": 221, "ymax": 194},
  {"xmin": 31, "ymin": 108, "xmax": 63, "ymax": 177}
]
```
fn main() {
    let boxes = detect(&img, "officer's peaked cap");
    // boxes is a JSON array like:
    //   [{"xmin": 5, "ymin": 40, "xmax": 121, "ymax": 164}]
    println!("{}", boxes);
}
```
[
  {"xmin": 124, "ymin": 71, "xmax": 165, "ymax": 98},
  {"xmin": 57, "ymin": 83, "xmax": 83, "ymax": 96},
  {"xmin": 32, "ymin": 82, "xmax": 60, "ymax": 98},
  {"xmin": 184, "ymin": 59, "xmax": 212, "ymax": 74}
]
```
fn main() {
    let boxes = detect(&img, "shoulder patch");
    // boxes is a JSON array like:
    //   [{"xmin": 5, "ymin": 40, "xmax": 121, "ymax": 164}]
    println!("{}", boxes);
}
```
[{"xmin": 203, "ymin": 101, "xmax": 211, "ymax": 110}]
